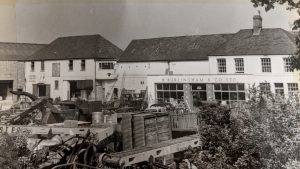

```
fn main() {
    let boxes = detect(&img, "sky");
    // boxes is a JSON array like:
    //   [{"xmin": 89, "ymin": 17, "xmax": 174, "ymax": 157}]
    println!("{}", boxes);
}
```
[{"xmin": 0, "ymin": 0, "xmax": 297, "ymax": 49}]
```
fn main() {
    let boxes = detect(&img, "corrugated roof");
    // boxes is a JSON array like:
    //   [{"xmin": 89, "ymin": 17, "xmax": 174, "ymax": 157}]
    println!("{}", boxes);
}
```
[
  {"xmin": 24, "ymin": 34, "xmax": 122, "ymax": 61},
  {"xmin": 211, "ymin": 28, "xmax": 296, "ymax": 56},
  {"xmin": 0, "ymin": 43, "xmax": 45, "ymax": 61},
  {"xmin": 119, "ymin": 34, "xmax": 234, "ymax": 62}
]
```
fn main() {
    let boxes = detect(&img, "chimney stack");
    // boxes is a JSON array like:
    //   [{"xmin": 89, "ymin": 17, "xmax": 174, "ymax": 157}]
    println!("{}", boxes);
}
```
[{"xmin": 253, "ymin": 10, "xmax": 262, "ymax": 35}]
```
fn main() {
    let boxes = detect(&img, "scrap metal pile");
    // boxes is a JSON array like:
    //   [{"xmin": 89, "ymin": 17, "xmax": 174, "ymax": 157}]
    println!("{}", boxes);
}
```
[{"xmin": 0, "ymin": 91, "xmax": 201, "ymax": 169}]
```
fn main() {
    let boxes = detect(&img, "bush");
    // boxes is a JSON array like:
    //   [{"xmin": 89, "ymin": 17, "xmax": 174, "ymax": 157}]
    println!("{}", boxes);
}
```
[
  {"xmin": 186, "ymin": 86, "xmax": 300, "ymax": 169},
  {"xmin": 0, "ymin": 129, "xmax": 31, "ymax": 169}
]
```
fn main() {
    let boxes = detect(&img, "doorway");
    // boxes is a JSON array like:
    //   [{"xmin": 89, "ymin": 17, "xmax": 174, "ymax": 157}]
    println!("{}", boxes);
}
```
[
  {"xmin": 70, "ymin": 81, "xmax": 81, "ymax": 99},
  {"xmin": 0, "ymin": 80, "xmax": 13, "ymax": 100},
  {"xmin": 32, "ymin": 84, "xmax": 50, "ymax": 97},
  {"xmin": 38, "ymin": 85, "xmax": 46, "ymax": 97}
]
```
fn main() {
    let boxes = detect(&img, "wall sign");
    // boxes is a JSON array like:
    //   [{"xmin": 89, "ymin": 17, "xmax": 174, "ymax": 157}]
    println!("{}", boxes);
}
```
[
  {"xmin": 28, "ymin": 75, "xmax": 36, "ymax": 82},
  {"xmin": 161, "ymin": 76, "xmax": 237, "ymax": 83}
]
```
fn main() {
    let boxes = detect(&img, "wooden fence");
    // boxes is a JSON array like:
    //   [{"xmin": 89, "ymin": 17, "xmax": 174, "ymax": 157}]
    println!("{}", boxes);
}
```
[{"xmin": 169, "ymin": 112, "xmax": 199, "ymax": 131}]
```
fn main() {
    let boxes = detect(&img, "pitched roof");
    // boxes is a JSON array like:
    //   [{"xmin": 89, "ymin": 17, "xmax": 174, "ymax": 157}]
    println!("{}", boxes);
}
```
[
  {"xmin": 24, "ymin": 35, "xmax": 122, "ymax": 61},
  {"xmin": 0, "ymin": 43, "xmax": 45, "ymax": 61},
  {"xmin": 211, "ymin": 28, "xmax": 296, "ymax": 56},
  {"xmin": 119, "ymin": 34, "xmax": 234, "ymax": 62}
]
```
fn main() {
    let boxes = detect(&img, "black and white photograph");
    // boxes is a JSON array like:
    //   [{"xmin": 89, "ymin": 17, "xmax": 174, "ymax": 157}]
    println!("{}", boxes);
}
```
[{"xmin": 0, "ymin": 0, "xmax": 299, "ymax": 168}]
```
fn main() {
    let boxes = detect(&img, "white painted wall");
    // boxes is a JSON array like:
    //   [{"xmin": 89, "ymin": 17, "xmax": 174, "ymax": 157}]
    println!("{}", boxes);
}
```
[
  {"xmin": 115, "ymin": 61, "xmax": 210, "ymax": 92},
  {"xmin": 24, "ymin": 59, "xmax": 118, "ymax": 100},
  {"xmin": 95, "ymin": 60, "xmax": 118, "ymax": 80},
  {"xmin": 208, "ymin": 55, "xmax": 294, "ymax": 75},
  {"xmin": 115, "ymin": 61, "xmax": 168, "ymax": 92},
  {"xmin": 170, "ymin": 61, "xmax": 210, "ymax": 74}
]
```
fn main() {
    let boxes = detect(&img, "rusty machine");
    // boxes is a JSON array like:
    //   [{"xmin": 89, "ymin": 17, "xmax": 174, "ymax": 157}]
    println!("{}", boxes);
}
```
[{"xmin": 0, "ymin": 91, "xmax": 200, "ymax": 169}]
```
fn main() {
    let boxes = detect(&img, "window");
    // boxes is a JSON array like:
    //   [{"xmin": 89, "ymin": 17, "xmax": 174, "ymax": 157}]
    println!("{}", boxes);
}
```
[
  {"xmin": 99, "ymin": 62, "xmax": 114, "ymax": 69},
  {"xmin": 69, "ymin": 60, "xmax": 73, "ymax": 71},
  {"xmin": 288, "ymin": 83, "xmax": 298, "ymax": 95},
  {"xmin": 52, "ymin": 63, "xmax": 60, "ymax": 77},
  {"xmin": 55, "ymin": 80, "xmax": 59, "ymax": 90},
  {"xmin": 41, "ymin": 61, "xmax": 45, "ymax": 72},
  {"xmin": 81, "ymin": 60, "xmax": 86, "ymax": 71},
  {"xmin": 235, "ymin": 58, "xmax": 244, "ymax": 73},
  {"xmin": 217, "ymin": 59, "xmax": 226, "ymax": 73},
  {"xmin": 261, "ymin": 58, "xmax": 271, "ymax": 72},
  {"xmin": 156, "ymin": 83, "xmax": 184, "ymax": 103},
  {"xmin": 274, "ymin": 83, "xmax": 284, "ymax": 96},
  {"xmin": 260, "ymin": 83, "xmax": 271, "ymax": 94},
  {"xmin": 30, "ymin": 61, "xmax": 35, "ymax": 72},
  {"xmin": 214, "ymin": 83, "xmax": 245, "ymax": 106},
  {"xmin": 283, "ymin": 58, "xmax": 293, "ymax": 72}
]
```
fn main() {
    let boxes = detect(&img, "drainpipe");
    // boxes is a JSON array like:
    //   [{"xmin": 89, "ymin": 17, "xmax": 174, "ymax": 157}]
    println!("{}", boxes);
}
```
[{"xmin": 94, "ymin": 59, "xmax": 97, "ymax": 101}]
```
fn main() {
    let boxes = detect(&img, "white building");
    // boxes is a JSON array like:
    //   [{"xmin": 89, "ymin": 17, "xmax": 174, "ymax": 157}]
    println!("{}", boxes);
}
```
[
  {"xmin": 23, "ymin": 35, "xmax": 122, "ymax": 101},
  {"xmin": 116, "ymin": 14, "xmax": 298, "ymax": 107}
]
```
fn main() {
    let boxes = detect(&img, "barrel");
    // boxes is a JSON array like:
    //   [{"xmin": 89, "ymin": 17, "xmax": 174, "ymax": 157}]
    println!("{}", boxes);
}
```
[{"xmin": 92, "ymin": 111, "xmax": 104, "ymax": 124}]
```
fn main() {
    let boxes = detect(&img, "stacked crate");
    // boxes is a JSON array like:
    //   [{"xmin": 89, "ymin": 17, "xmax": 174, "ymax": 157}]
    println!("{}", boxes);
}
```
[
  {"xmin": 155, "ymin": 113, "xmax": 172, "ymax": 142},
  {"xmin": 133, "ymin": 112, "xmax": 172, "ymax": 148},
  {"xmin": 121, "ymin": 113, "xmax": 135, "ymax": 150}
]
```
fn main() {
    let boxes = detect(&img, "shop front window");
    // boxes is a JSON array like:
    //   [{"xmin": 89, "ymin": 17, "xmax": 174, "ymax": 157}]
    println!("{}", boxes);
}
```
[
  {"xmin": 214, "ymin": 83, "xmax": 245, "ymax": 107},
  {"xmin": 156, "ymin": 83, "xmax": 184, "ymax": 103}
]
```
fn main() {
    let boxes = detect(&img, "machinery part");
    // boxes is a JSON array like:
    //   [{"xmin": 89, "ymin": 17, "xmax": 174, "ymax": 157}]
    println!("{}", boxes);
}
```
[
  {"xmin": 51, "ymin": 162, "xmax": 102, "ymax": 169},
  {"xmin": 100, "ymin": 134, "xmax": 200, "ymax": 167},
  {"xmin": 84, "ymin": 144, "xmax": 97, "ymax": 166},
  {"xmin": 10, "ymin": 90, "xmax": 38, "ymax": 101},
  {"xmin": 98, "ymin": 153, "xmax": 125, "ymax": 167},
  {"xmin": 7, "ymin": 98, "xmax": 47, "ymax": 125}
]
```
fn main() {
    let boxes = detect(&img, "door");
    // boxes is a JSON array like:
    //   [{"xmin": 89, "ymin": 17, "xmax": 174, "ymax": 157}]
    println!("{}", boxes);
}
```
[
  {"xmin": 38, "ymin": 85, "xmax": 46, "ymax": 97},
  {"xmin": 35, "ymin": 84, "xmax": 50, "ymax": 97},
  {"xmin": 33, "ymin": 84, "xmax": 38, "ymax": 97}
]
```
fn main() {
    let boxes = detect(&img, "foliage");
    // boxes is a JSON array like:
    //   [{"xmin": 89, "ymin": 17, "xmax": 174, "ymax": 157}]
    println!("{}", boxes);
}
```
[
  {"xmin": 186, "ymin": 86, "xmax": 300, "ymax": 169},
  {"xmin": 0, "ymin": 129, "xmax": 31, "ymax": 169},
  {"xmin": 250, "ymin": 0, "xmax": 300, "ymax": 69}
]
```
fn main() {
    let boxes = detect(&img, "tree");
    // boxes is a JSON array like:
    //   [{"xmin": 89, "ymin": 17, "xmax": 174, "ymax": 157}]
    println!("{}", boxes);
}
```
[
  {"xmin": 185, "ymin": 86, "xmax": 300, "ymax": 169},
  {"xmin": 250, "ymin": 0, "xmax": 300, "ymax": 69}
]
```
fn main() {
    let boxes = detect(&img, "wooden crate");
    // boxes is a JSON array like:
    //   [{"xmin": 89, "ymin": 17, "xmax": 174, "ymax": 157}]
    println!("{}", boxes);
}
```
[
  {"xmin": 132, "ymin": 112, "xmax": 172, "ymax": 149},
  {"xmin": 121, "ymin": 113, "xmax": 135, "ymax": 150}
]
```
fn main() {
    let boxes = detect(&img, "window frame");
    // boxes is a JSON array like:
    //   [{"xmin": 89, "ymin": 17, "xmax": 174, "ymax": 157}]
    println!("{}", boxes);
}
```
[
  {"xmin": 283, "ymin": 57, "xmax": 293, "ymax": 72},
  {"xmin": 156, "ymin": 83, "xmax": 184, "ymax": 103},
  {"xmin": 30, "ymin": 61, "xmax": 35, "ymax": 72},
  {"xmin": 99, "ymin": 62, "xmax": 114, "ymax": 69},
  {"xmin": 274, "ymin": 83, "xmax": 284, "ymax": 96},
  {"xmin": 287, "ymin": 83, "xmax": 298, "ymax": 95},
  {"xmin": 217, "ymin": 58, "xmax": 226, "ymax": 73},
  {"xmin": 68, "ymin": 60, "xmax": 73, "ymax": 71},
  {"xmin": 81, "ymin": 60, "xmax": 86, "ymax": 71},
  {"xmin": 54, "ymin": 80, "xmax": 59, "ymax": 90},
  {"xmin": 41, "ymin": 61, "xmax": 45, "ymax": 72},
  {"xmin": 234, "ymin": 58, "xmax": 244, "ymax": 73},
  {"xmin": 261, "ymin": 58, "xmax": 272, "ymax": 73}
]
